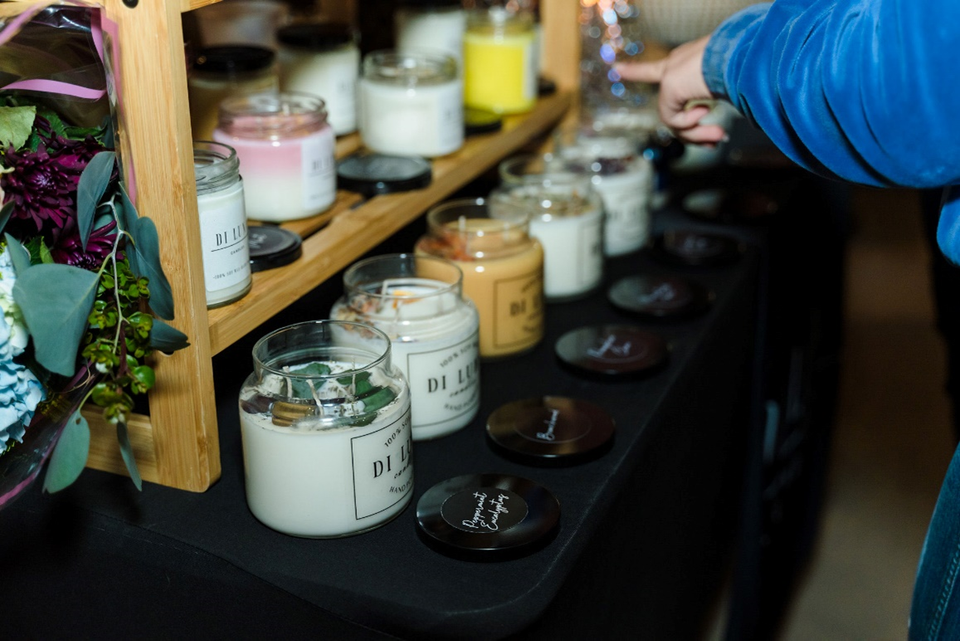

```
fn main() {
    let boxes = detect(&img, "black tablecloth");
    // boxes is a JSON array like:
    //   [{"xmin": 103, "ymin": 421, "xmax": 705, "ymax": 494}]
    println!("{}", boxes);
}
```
[{"xmin": 0, "ymin": 211, "xmax": 762, "ymax": 640}]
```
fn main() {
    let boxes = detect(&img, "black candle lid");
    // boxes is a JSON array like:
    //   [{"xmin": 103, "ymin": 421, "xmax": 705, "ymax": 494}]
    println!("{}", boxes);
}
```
[
  {"xmin": 464, "ymin": 108, "xmax": 503, "ymax": 136},
  {"xmin": 650, "ymin": 229, "xmax": 744, "ymax": 267},
  {"xmin": 486, "ymin": 396, "xmax": 615, "ymax": 465},
  {"xmin": 276, "ymin": 23, "xmax": 356, "ymax": 51},
  {"xmin": 607, "ymin": 274, "xmax": 714, "ymax": 320},
  {"xmin": 337, "ymin": 153, "xmax": 432, "ymax": 196},
  {"xmin": 555, "ymin": 325, "xmax": 669, "ymax": 380},
  {"xmin": 681, "ymin": 189, "xmax": 778, "ymax": 224},
  {"xmin": 416, "ymin": 473, "xmax": 561, "ymax": 561},
  {"xmin": 248, "ymin": 226, "xmax": 303, "ymax": 272}
]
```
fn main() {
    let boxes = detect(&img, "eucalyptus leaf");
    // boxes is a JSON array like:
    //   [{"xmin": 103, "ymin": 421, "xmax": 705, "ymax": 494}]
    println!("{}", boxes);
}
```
[
  {"xmin": 149, "ymin": 318, "xmax": 190, "ymax": 352},
  {"xmin": 42, "ymin": 411, "xmax": 91, "ymax": 494},
  {"xmin": 77, "ymin": 151, "xmax": 116, "ymax": 251},
  {"xmin": 3, "ymin": 232, "xmax": 31, "ymax": 275},
  {"xmin": 117, "ymin": 420, "xmax": 143, "ymax": 491},
  {"xmin": 117, "ymin": 183, "xmax": 139, "ymax": 236},
  {"xmin": 129, "ymin": 216, "xmax": 174, "ymax": 320},
  {"xmin": 13, "ymin": 264, "xmax": 99, "ymax": 376},
  {"xmin": 0, "ymin": 105, "xmax": 36, "ymax": 149},
  {"xmin": 0, "ymin": 202, "xmax": 12, "ymax": 235}
]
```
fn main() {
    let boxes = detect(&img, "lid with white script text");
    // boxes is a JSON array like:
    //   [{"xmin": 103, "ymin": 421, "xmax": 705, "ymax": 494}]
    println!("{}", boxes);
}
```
[
  {"xmin": 650, "ymin": 229, "xmax": 745, "ymax": 267},
  {"xmin": 486, "ymin": 396, "xmax": 615, "ymax": 465},
  {"xmin": 416, "ymin": 473, "xmax": 561, "ymax": 560},
  {"xmin": 554, "ymin": 325, "xmax": 669, "ymax": 380},
  {"xmin": 607, "ymin": 274, "xmax": 714, "ymax": 320}
]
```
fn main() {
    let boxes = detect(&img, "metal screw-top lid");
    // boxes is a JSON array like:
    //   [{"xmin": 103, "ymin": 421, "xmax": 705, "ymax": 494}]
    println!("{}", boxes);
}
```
[
  {"xmin": 650, "ymin": 229, "xmax": 745, "ymax": 267},
  {"xmin": 248, "ymin": 226, "xmax": 302, "ymax": 272},
  {"xmin": 416, "ymin": 473, "xmax": 561, "ymax": 560},
  {"xmin": 486, "ymin": 396, "xmax": 616, "ymax": 465},
  {"xmin": 607, "ymin": 274, "xmax": 714, "ymax": 320},
  {"xmin": 192, "ymin": 46, "xmax": 275, "ymax": 75},
  {"xmin": 554, "ymin": 325, "xmax": 669, "ymax": 380},
  {"xmin": 276, "ymin": 23, "xmax": 356, "ymax": 51},
  {"xmin": 337, "ymin": 153, "xmax": 432, "ymax": 196}
]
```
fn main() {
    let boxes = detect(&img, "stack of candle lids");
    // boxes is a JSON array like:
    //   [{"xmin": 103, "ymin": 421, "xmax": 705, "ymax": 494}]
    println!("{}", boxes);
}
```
[
  {"xmin": 485, "ymin": 396, "xmax": 616, "ymax": 465},
  {"xmin": 554, "ymin": 325, "xmax": 669, "ymax": 380},
  {"xmin": 607, "ymin": 274, "xmax": 714, "ymax": 320},
  {"xmin": 416, "ymin": 473, "xmax": 561, "ymax": 561}
]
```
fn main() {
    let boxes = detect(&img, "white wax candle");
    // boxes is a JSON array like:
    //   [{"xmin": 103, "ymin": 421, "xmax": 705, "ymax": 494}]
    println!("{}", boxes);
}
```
[
  {"xmin": 240, "ymin": 361, "xmax": 413, "ymax": 538},
  {"xmin": 279, "ymin": 45, "xmax": 360, "ymax": 136},
  {"xmin": 331, "ymin": 279, "xmax": 480, "ymax": 440},
  {"xmin": 395, "ymin": 8, "xmax": 466, "ymax": 67},
  {"xmin": 196, "ymin": 178, "xmax": 252, "ymax": 306},
  {"xmin": 358, "ymin": 78, "xmax": 464, "ymax": 158},
  {"xmin": 590, "ymin": 167, "xmax": 653, "ymax": 256}
]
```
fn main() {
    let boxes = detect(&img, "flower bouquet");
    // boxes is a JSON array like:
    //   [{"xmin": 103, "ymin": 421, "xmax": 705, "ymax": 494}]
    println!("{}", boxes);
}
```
[{"xmin": 0, "ymin": 4, "xmax": 188, "ymax": 507}]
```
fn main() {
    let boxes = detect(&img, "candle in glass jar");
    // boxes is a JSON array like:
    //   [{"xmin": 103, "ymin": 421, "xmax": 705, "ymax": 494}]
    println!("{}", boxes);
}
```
[
  {"xmin": 239, "ymin": 321, "xmax": 413, "ymax": 538},
  {"xmin": 193, "ymin": 141, "xmax": 252, "ymax": 307},
  {"xmin": 493, "ymin": 155, "xmax": 604, "ymax": 302},
  {"xmin": 415, "ymin": 199, "xmax": 544, "ymax": 359},
  {"xmin": 395, "ymin": 0, "xmax": 466, "ymax": 67},
  {"xmin": 277, "ymin": 23, "xmax": 360, "ymax": 136},
  {"xmin": 359, "ymin": 50, "xmax": 463, "ymax": 158},
  {"xmin": 463, "ymin": 8, "xmax": 537, "ymax": 115},
  {"xmin": 330, "ymin": 254, "xmax": 480, "ymax": 441},
  {"xmin": 213, "ymin": 92, "xmax": 336, "ymax": 222}
]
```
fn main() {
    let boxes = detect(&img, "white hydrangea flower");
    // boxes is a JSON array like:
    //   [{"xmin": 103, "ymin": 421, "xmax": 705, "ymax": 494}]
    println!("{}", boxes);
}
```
[
  {"xmin": 0, "ymin": 246, "xmax": 29, "ymax": 357},
  {"xmin": 0, "ymin": 309, "xmax": 44, "ymax": 449}
]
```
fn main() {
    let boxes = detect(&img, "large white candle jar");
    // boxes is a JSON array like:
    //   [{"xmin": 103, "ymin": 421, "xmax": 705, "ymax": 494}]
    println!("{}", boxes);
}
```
[
  {"xmin": 330, "ymin": 254, "xmax": 480, "ymax": 441},
  {"xmin": 491, "ymin": 155, "xmax": 604, "ymax": 302},
  {"xmin": 358, "ymin": 50, "xmax": 463, "ymax": 158},
  {"xmin": 552, "ymin": 130, "xmax": 654, "ymax": 256},
  {"xmin": 395, "ymin": 0, "xmax": 466, "ymax": 68},
  {"xmin": 213, "ymin": 92, "xmax": 336, "ymax": 222},
  {"xmin": 193, "ymin": 141, "xmax": 252, "ymax": 308},
  {"xmin": 239, "ymin": 320, "xmax": 413, "ymax": 538},
  {"xmin": 277, "ymin": 23, "xmax": 360, "ymax": 136}
]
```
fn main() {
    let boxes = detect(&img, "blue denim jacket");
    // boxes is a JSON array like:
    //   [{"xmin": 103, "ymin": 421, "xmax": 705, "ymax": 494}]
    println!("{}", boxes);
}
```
[{"xmin": 701, "ymin": 1, "xmax": 960, "ymax": 266}]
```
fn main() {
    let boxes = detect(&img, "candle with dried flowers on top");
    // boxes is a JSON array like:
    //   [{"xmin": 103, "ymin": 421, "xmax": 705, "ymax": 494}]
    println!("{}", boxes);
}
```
[
  {"xmin": 415, "ymin": 199, "xmax": 544, "ymax": 359},
  {"xmin": 331, "ymin": 254, "xmax": 480, "ymax": 440}
]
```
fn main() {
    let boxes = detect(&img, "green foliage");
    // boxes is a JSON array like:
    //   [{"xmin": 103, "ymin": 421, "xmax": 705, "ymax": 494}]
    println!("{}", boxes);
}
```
[
  {"xmin": 0, "ymin": 105, "xmax": 36, "ymax": 149},
  {"xmin": 76, "ymin": 151, "xmax": 115, "ymax": 251},
  {"xmin": 117, "ymin": 420, "xmax": 142, "ymax": 491},
  {"xmin": 43, "ymin": 411, "xmax": 90, "ymax": 494}
]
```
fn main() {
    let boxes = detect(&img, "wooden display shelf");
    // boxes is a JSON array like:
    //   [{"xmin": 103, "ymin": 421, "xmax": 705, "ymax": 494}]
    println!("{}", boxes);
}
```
[
  {"xmin": 208, "ymin": 91, "xmax": 572, "ymax": 355},
  {"xmin": 9, "ymin": 0, "xmax": 581, "ymax": 492}
]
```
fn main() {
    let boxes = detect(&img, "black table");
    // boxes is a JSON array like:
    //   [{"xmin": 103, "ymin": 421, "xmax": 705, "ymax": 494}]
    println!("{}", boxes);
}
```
[{"xmin": 0, "ymin": 210, "xmax": 762, "ymax": 640}]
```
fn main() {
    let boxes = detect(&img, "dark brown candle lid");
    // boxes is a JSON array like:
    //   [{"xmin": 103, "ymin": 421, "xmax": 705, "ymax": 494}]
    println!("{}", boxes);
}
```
[
  {"xmin": 555, "ymin": 325, "xmax": 669, "ymax": 379},
  {"xmin": 248, "ymin": 226, "xmax": 302, "ymax": 272},
  {"xmin": 416, "ymin": 474, "xmax": 561, "ymax": 561},
  {"xmin": 607, "ymin": 274, "xmax": 714, "ymax": 320},
  {"xmin": 651, "ymin": 229, "xmax": 744, "ymax": 267},
  {"xmin": 486, "ymin": 396, "xmax": 615, "ymax": 465}
]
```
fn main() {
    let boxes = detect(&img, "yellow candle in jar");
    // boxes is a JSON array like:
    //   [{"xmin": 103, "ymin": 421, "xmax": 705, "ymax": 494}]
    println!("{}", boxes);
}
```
[
  {"xmin": 463, "ymin": 9, "xmax": 537, "ymax": 115},
  {"xmin": 415, "ymin": 199, "xmax": 544, "ymax": 359}
]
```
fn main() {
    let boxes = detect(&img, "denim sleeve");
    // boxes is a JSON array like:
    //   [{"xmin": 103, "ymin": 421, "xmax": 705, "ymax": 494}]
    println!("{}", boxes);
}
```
[{"xmin": 700, "ymin": 0, "xmax": 960, "ymax": 190}]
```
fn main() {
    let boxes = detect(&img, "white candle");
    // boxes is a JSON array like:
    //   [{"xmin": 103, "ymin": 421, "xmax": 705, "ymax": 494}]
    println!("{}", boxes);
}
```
[
  {"xmin": 359, "ymin": 51, "xmax": 463, "ymax": 158},
  {"xmin": 277, "ymin": 24, "xmax": 360, "ymax": 136},
  {"xmin": 331, "ymin": 256, "xmax": 480, "ymax": 440},
  {"xmin": 395, "ymin": 5, "xmax": 466, "ymax": 67}
]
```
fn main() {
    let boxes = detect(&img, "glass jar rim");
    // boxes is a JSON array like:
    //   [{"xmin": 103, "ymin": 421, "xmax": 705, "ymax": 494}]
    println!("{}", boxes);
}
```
[
  {"xmin": 344, "ymin": 253, "xmax": 464, "ymax": 299},
  {"xmin": 362, "ymin": 50, "xmax": 458, "ymax": 86},
  {"xmin": 252, "ymin": 320, "xmax": 392, "ymax": 380},
  {"xmin": 217, "ymin": 91, "xmax": 328, "ymax": 137},
  {"xmin": 193, "ymin": 140, "xmax": 240, "ymax": 195},
  {"xmin": 427, "ymin": 197, "xmax": 531, "ymax": 235},
  {"xmin": 498, "ymin": 154, "xmax": 594, "ymax": 188}
]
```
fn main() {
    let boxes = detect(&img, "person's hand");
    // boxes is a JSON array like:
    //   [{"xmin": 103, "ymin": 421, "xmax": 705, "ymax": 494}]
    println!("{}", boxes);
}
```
[{"xmin": 616, "ymin": 35, "xmax": 727, "ymax": 146}]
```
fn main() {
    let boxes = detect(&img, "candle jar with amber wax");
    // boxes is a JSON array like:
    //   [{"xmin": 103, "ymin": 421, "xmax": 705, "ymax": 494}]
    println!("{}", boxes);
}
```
[
  {"xmin": 213, "ymin": 92, "xmax": 336, "ymax": 222},
  {"xmin": 463, "ymin": 8, "xmax": 537, "ymax": 115},
  {"xmin": 359, "ymin": 50, "xmax": 464, "ymax": 158},
  {"xmin": 415, "ymin": 199, "xmax": 544, "ymax": 359},
  {"xmin": 193, "ymin": 141, "xmax": 252, "ymax": 307},
  {"xmin": 239, "ymin": 320, "xmax": 413, "ymax": 538},
  {"xmin": 330, "ymin": 254, "xmax": 480, "ymax": 441},
  {"xmin": 491, "ymin": 155, "xmax": 604, "ymax": 302},
  {"xmin": 551, "ymin": 129, "xmax": 654, "ymax": 256}
]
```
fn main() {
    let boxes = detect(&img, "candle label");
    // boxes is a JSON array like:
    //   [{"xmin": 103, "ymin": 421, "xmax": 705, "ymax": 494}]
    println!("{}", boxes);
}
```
[
  {"xmin": 494, "ymin": 269, "xmax": 544, "ymax": 350},
  {"xmin": 442, "ymin": 487, "xmax": 528, "ymax": 533},
  {"xmin": 406, "ymin": 334, "xmax": 480, "ymax": 428},
  {"xmin": 597, "ymin": 172, "xmax": 652, "ymax": 252},
  {"xmin": 300, "ymin": 132, "xmax": 337, "ymax": 211},
  {"xmin": 198, "ymin": 183, "xmax": 252, "ymax": 294},
  {"xmin": 351, "ymin": 409, "xmax": 414, "ymax": 520}
]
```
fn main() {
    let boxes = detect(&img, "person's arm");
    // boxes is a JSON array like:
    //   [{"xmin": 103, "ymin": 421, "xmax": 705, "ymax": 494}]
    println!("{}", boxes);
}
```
[{"xmin": 624, "ymin": 0, "xmax": 960, "ymax": 189}]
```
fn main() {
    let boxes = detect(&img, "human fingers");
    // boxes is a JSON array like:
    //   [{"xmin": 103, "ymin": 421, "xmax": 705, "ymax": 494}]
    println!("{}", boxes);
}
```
[
  {"xmin": 673, "ymin": 123, "xmax": 728, "ymax": 146},
  {"xmin": 614, "ymin": 59, "xmax": 667, "ymax": 84}
]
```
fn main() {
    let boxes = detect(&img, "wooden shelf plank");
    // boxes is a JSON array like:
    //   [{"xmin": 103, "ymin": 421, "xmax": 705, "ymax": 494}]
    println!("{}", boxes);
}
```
[{"xmin": 207, "ymin": 91, "xmax": 572, "ymax": 354}]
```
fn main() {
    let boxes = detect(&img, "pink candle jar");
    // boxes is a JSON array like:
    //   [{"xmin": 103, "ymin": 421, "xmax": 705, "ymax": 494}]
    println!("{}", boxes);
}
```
[{"xmin": 213, "ymin": 92, "xmax": 337, "ymax": 222}]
